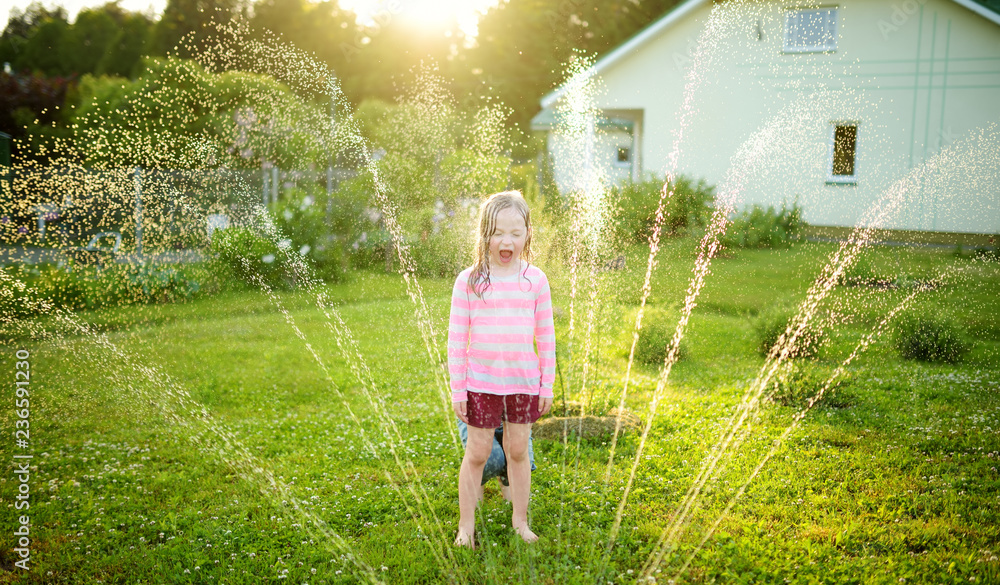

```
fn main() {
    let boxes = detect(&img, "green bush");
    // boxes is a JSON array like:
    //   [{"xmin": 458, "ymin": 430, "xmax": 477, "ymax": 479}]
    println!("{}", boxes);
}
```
[
  {"xmin": 272, "ymin": 185, "xmax": 364, "ymax": 283},
  {"xmin": 97, "ymin": 261, "xmax": 203, "ymax": 305},
  {"xmin": 0, "ymin": 260, "xmax": 208, "ymax": 318},
  {"xmin": 721, "ymin": 201, "xmax": 805, "ymax": 250},
  {"xmin": 837, "ymin": 255, "xmax": 880, "ymax": 286},
  {"xmin": 754, "ymin": 305, "xmax": 825, "ymax": 359},
  {"xmin": 610, "ymin": 174, "xmax": 715, "ymax": 244},
  {"xmin": 894, "ymin": 315, "xmax": 970, "ymax": 363},
  {"xmin": 628, "ymin": 306, "xmax": 689, "ymax": 366},
  {"xmin": 32, "ymin": 263, "xmax": 92, "ymax": 311},
  {"xmin": 209, "ymin": 227, "xmax": 292, "ymax": 290}
]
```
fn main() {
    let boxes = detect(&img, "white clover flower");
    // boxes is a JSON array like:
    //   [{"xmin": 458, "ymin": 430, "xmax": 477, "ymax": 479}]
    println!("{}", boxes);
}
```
[
  {"xmin": 262, "ymin": 254, "xmax": 275, "ymax": 264},
  {"xmin": 299, "ymin": 245, "xmax": 310, "ymax": 256}
]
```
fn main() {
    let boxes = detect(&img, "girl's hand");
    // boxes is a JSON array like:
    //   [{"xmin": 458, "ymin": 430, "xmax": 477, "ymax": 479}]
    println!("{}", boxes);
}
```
[
  {"xmin": 538, "ymin": 396, "xmax": 553, "ymax": 417},
  {"xmin": 453, "ymin": 401, "xmax": 469, "ymax": 424}
]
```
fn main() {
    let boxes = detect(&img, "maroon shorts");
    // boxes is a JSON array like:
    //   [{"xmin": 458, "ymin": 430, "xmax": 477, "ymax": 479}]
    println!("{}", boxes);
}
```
[{"xmin": 467, "ymin": 392, "xmax": 541, "ymax": 429}]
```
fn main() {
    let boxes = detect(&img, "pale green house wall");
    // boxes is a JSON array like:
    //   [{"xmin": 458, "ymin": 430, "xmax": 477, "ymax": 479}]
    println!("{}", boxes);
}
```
[{"xmin": 539, "ymin": 0, "xmax": 1000, "ymax": 234}]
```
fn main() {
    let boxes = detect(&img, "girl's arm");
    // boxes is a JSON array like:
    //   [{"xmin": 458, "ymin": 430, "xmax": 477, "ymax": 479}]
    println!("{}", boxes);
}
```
[
  {"xmin": 534, "ymin": 274, "xmax": 556, "ymax": 399},
  {"xmin": 448, "ymin": 273, "xmax": 472, "ymax": 403}
]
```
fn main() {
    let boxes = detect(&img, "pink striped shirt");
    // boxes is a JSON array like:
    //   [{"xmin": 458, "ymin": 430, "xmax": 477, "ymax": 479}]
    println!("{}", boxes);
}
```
[{"xmin": 448, "ymin": 263, "xmax": 556, "ymax": 403}]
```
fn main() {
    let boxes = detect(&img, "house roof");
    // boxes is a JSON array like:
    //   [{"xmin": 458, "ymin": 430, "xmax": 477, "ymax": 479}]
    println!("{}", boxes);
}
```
[
  {"xmin": 538, "ymin": 0, "xmax": 1000, "ymax": 110},
  {"xmin": 955, "ymin": 0, "xmax": 1000, "ymax": 24}
]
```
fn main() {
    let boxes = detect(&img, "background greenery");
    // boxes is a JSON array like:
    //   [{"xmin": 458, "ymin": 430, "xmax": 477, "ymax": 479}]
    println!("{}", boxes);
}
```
[{"xmin": 1, "ymin": 0, "xmax": 686, "ymax": 162}]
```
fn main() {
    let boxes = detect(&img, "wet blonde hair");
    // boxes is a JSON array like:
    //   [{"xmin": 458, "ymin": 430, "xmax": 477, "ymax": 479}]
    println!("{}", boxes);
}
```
[{"xmin": 468, "ymin": 190, "xmax": 533, "ymax": 297}]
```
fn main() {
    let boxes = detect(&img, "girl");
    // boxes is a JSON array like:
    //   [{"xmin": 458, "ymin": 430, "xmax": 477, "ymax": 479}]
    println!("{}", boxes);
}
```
[{"xmin": 449, "ymin": 190, "xmax": 555, "ymax": 547}]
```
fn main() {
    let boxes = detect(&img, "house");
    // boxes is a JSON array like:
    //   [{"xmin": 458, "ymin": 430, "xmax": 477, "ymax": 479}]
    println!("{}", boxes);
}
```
[{"xmin": 532, "ymin": 0, "xmax": 1000, "ymax": 238}]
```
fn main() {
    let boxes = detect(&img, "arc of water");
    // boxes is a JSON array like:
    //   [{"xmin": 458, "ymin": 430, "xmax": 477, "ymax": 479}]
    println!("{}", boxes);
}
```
[
  {"xmin": 145, "ymin": 185, "xmax": 464, "ymax": 582},
  {"xmin": 549, "ymin": 53, "xmax": 620, "ymax": 565},
  {"xmin": 631, "ymin": 170, "xmax": 916, "ymax": 572},
  {"xmin": 651, "ymin": 264, "xmax": 964, "ymax": 582},
  {"xmin": 196, "ymin": 24, "xmax": 461, "ymax": 449},
  {"xmin": 234, "ymin": 204, "xmax": 464, "ymax": 581},
  {"xmin": 636, "ymin": 128, "xmax": 995, "ymax": 576},
  {"xmin": 601, "ymin": 0, "xmax": 734, "ymax": 500},
  {"xmin": 336, "ymin": 125, "xmax": 460, "ymax": 449},
  {"xmin": 0, "ymin": 272, "xmax": 387, "ymax": 585},
  {"xmin": 599, "ymin": 99, "xmax": 827, "ymax": 562}
]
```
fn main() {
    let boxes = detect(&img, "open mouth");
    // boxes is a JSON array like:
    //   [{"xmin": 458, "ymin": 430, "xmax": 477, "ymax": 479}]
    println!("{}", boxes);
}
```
[{"xmin": 499, "ymin": 250, "xmax": 513, "ymax": 262}]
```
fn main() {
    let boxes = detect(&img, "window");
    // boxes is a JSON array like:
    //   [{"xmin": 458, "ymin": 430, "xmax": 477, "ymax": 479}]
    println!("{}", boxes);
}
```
[
  {"xmin": 616, "ymin": 146, "xmax": 631, "ymax": 166},
  {"xmin": 784, "ymin": 7, "xmax": 838, "ymax": 53},
  {"xmin": 829, "ymin": 123, "xmax": 857, "ymax": 183}
]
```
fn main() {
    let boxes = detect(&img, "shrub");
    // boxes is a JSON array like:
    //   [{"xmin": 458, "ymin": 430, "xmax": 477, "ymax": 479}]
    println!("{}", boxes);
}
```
[
  {"xmin": 628, "ymin": 306, "xmax": 688, "ymax": 366},
  {"xmin": 0, "ymin": 260, "xmax": 208, "ymax": 318},
  {"xmin": 837, "ymin": 256, "xmax": 880, "ymax": 286},
  {"xmin": 272, "ymin": 185, "xmax": 363, "ymax": 283},
  {"xmin": 97, "ymin": 261, "xmax": 203, "ymax": 305},
  {"xmin": 31, "ymin": 263, "xmax": 92, "ymax": 311},
  {"xmin": 609, "ymin": 175, "xmax": 715, "ymax": 244},
  {"xmin": 721, "ymin": 201, "xmax": 805, "ymax": 250},
  {"xmin": 209, "ymin": 227, "xmax": 292, "ymax": 290},
  {"xmin": 754, "ymin": 305, "xmax": 825, "ymax": 359},
  {"xmin": 895, "ymin": 315, "xmax": 970, "ymax": 363}
]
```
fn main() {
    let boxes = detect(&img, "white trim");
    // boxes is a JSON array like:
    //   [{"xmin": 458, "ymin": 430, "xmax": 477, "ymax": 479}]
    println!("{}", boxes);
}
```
[
  {"xmin": 827, "ymin": 122, "xmax": 859, "ymax": 185},
  {"xmin": 951, "ymin": 0, "xmax": 1000, "ymax": 27},
  {"xmin": 540, "ymin": 0, "xmax": 710, "ymax": 109}
]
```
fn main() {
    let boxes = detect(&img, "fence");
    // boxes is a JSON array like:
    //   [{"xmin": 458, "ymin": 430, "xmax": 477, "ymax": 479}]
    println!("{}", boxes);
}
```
[{"xmin": 0, "ymin": 166, "xmax": 357, "ymax": 255}]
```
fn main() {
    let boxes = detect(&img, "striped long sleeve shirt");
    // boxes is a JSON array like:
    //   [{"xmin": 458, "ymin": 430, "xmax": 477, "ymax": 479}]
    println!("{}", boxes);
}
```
[{"xmin": 448, "ymin": 263, "xmax": 556, "ymax": 403}]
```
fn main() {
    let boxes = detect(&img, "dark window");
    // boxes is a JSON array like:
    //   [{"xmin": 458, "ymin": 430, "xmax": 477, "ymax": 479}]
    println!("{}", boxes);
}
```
[
  {"xmin": 617, "ymin": 147, "xmax": 631, "ymax": 163},
  {"xmin": 832, "ymin": 124, "xmax": 857, "ymax": 177}
]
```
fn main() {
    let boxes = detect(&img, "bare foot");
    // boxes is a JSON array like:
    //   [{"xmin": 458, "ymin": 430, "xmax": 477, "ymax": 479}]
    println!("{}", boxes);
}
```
[
  {"xmin": 454, "ymin": 528, "xmax": 475, "ymax": 548},
  {"xmin": 499, "ymin": 482, "xmax": 511, "ymax": 502},
  {"xmin": 512, "ymin": 523, "xmax": 538, "ymax": 543}
]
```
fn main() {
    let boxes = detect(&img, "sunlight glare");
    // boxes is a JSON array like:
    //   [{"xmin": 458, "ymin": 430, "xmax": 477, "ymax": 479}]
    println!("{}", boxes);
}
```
[{"xmin": 340, "ymin": 0, "xmax": 499, "ymax": 38}]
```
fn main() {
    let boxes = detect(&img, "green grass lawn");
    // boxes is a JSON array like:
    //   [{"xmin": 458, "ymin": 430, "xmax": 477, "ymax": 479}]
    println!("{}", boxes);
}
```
[{"xmin": 1, "ymin": 241, "xmax": 998, "ymax": 584}]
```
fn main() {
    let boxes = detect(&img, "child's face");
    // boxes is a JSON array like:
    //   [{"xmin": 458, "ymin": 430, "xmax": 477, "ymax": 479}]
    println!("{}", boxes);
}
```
[{"xmin": 489, "ymin": 207, "xmax": 528, "ymax": 270}]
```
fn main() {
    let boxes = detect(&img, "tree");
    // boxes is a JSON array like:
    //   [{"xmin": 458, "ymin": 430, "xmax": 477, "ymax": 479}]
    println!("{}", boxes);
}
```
[
  {"xmin": 151, "ymin": 0, "xmax": 245, "ymax": 58},
  {"xmin": 0, "ymin": 2, "xmax": 69, "ymax": 71},
  {"xmin": 96, "ymin": 11, "xmax": 153, "ymax": 77},
  {"xmin": 1, "ymin": 2, "xmax": 153, "ymax": 78},
  {"xmin": 72, "ymin": 57, "xmax": 332, "ymax": 170},
  {"xmin": 0, "ymin": 70, "xmax": 73, "ymax": 162},
  {"xmin": 465, "ymin": 0, "xmax": 683, "ymax": 143},
  {"xmin": 13, "ymin": 10, "xmax": 72, "ymax": 76}
]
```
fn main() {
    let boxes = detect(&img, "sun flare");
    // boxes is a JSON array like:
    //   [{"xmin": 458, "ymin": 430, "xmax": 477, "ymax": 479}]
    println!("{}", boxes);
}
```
[{"xmin": 339, "ymin": 0, "xmax": 498, "ymax": 38}]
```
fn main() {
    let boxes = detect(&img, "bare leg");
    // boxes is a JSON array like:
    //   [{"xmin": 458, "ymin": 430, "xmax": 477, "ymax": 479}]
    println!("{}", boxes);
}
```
[
  {"xmin": 456, "ymin": 425, "xmax": 495, "ymax": 548},
  {"xmin": 503, "ymin": 422, "xmax": 537, "ymax": 542},
  {"xmin": 499, "ymin": 479, "xmax": 511, "ymax": 502}
]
